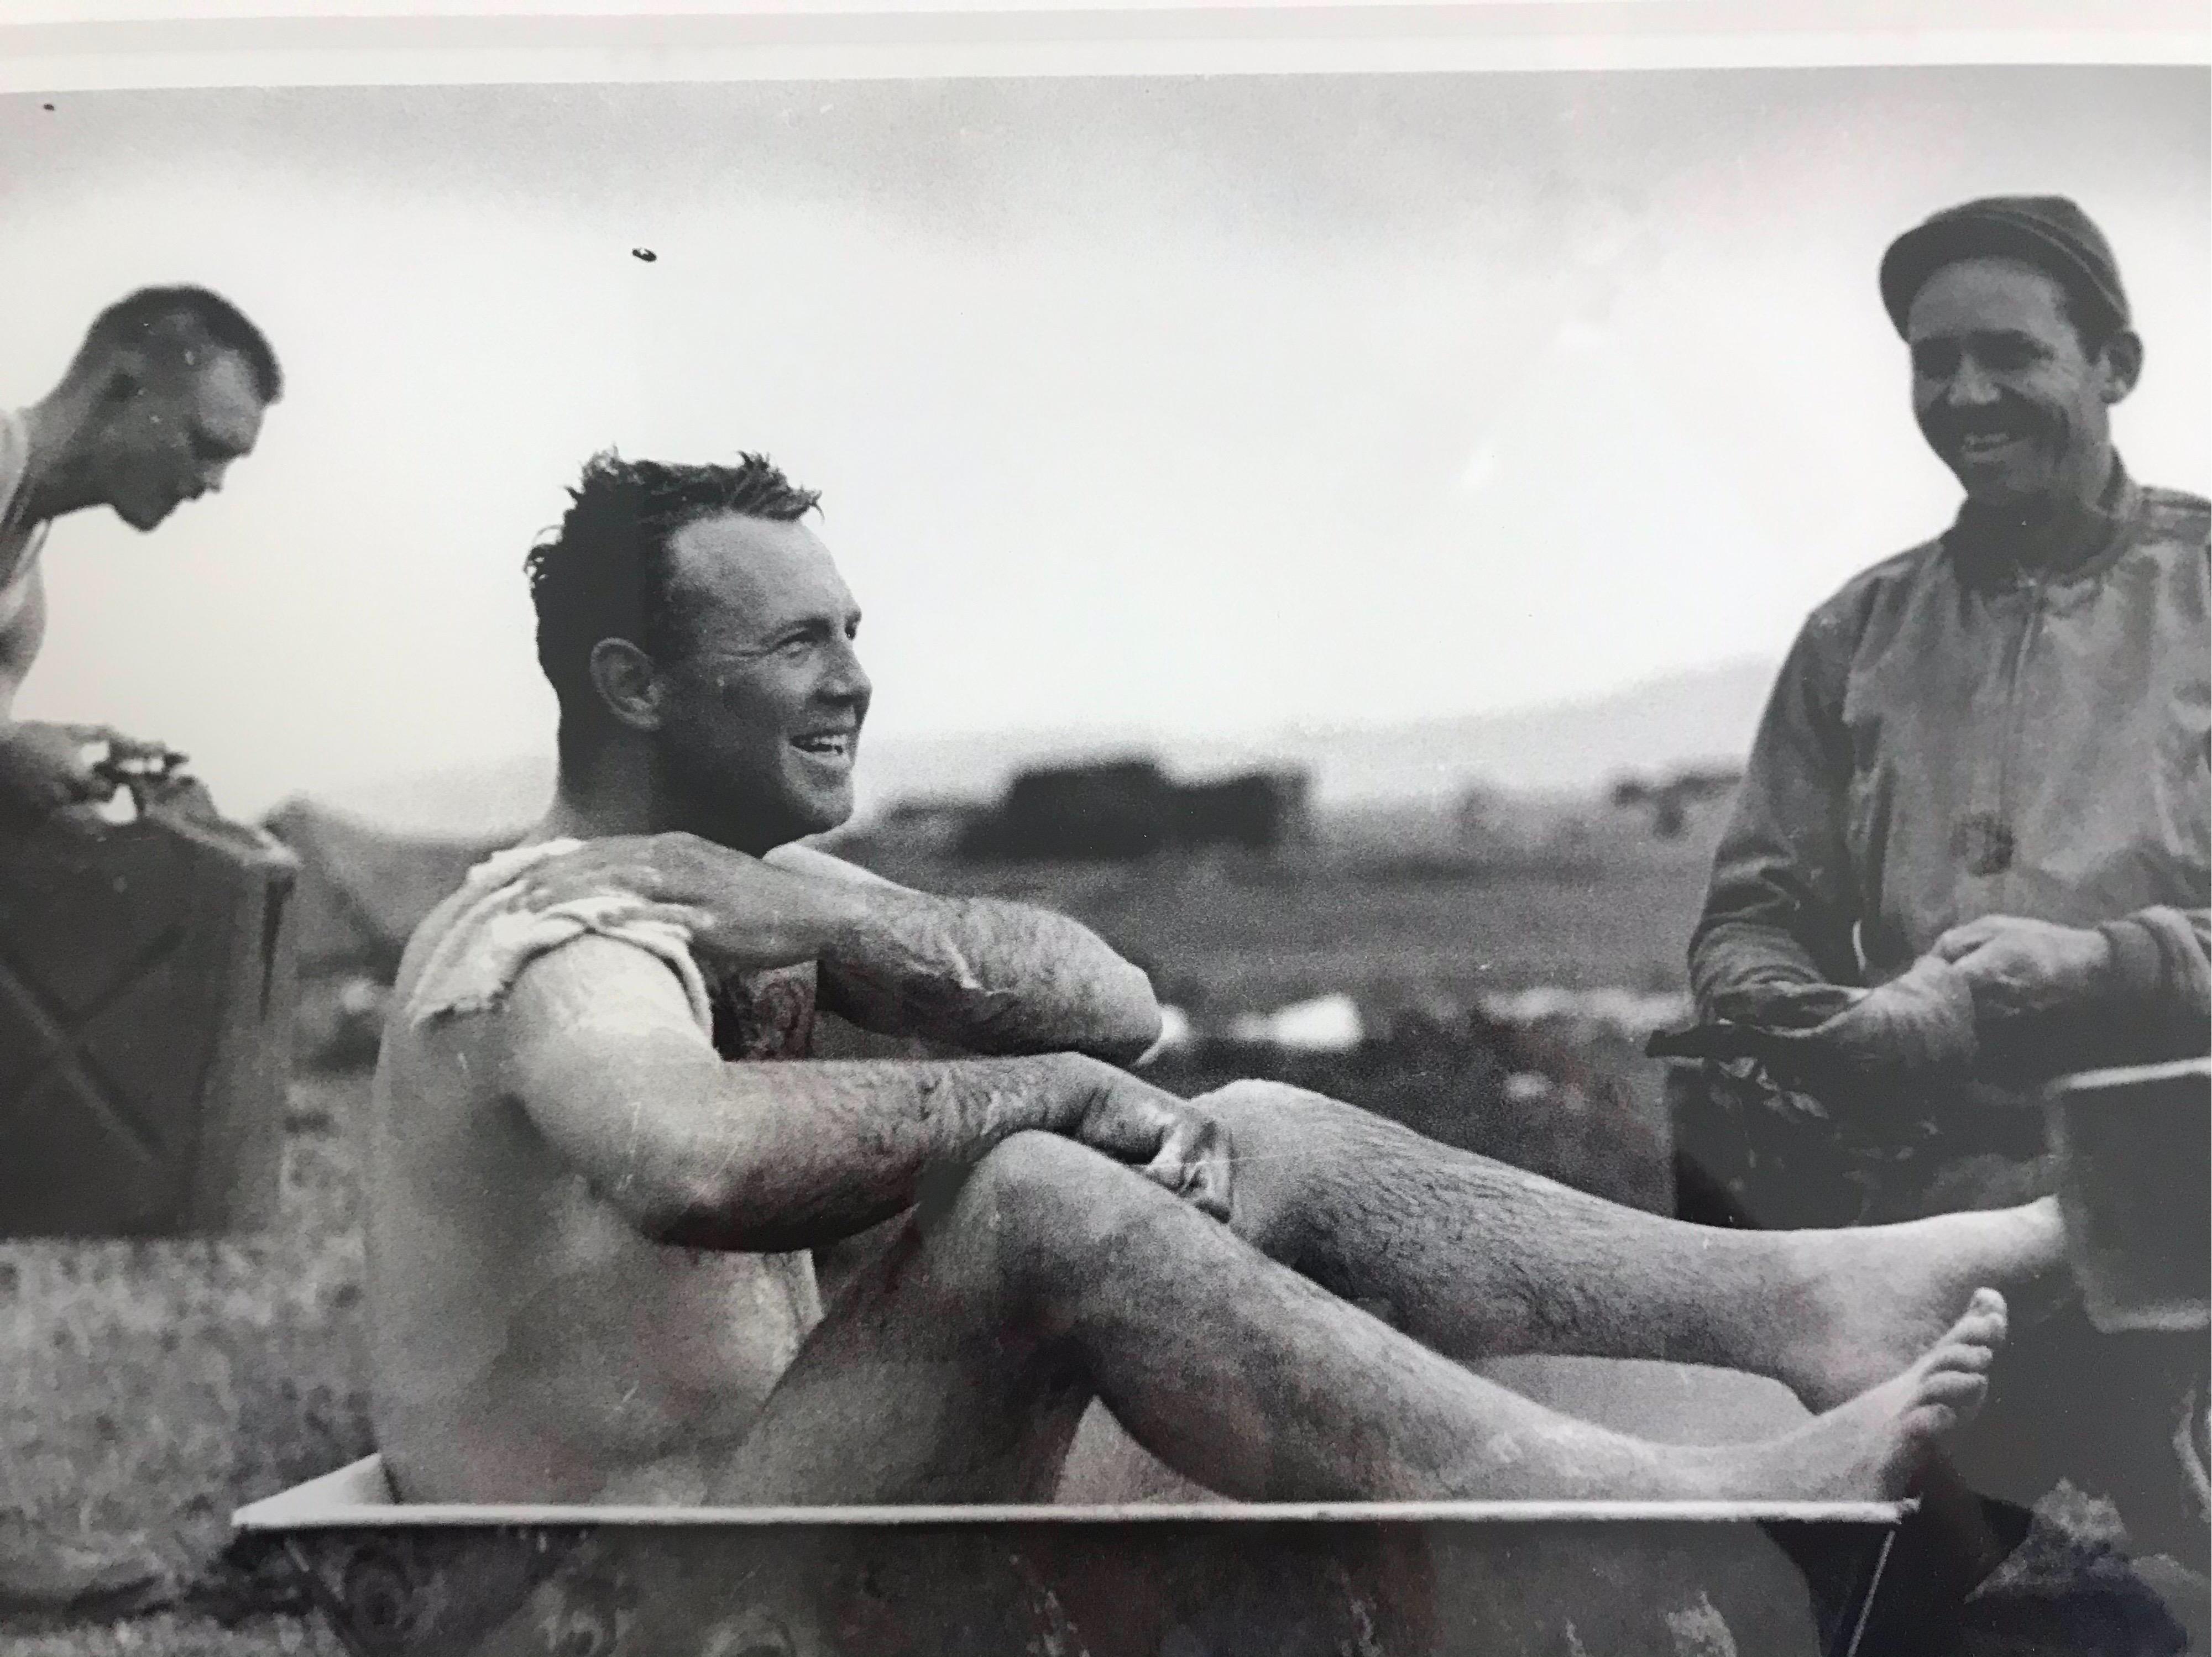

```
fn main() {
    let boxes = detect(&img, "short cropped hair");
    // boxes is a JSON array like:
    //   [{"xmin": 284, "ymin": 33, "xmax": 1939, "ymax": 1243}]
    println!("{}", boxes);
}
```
[
  {"xmin": 80, "ymin": 286, "xmax": 284, "ymax": 402},
  {"xmin": 524, "ymin": 450, "xmax": 822, "ymax": 762}
]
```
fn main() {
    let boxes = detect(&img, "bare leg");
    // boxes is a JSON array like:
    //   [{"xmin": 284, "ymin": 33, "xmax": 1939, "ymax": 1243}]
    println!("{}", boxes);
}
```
[
  {"xmin": 1199, "ymin": 1081, "xmax": 2064, "ymax": 1411},
  {"xmin": 709, "ymin": 1133, "xmax": 2002, "ymax": 1506}
]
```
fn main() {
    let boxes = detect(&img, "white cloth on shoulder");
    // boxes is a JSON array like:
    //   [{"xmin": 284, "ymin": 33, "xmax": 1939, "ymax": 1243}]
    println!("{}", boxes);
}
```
[{"xmin": 404, "ymin": 837, "xmax": 713, "ymax": 1035}]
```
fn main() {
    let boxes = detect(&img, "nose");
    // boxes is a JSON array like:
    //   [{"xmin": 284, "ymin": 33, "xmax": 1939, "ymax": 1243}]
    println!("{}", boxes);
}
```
[
  {"xmin": 822, "ymin": 636, "xmax": 871, "ymax": 714},
  {"xmin": 198, "ymin": 461, "xmax": 232, "ymax": 496},
  {"xmin": 1943, "ymin": 353, "xmax": 2000, "ymax": 409}
]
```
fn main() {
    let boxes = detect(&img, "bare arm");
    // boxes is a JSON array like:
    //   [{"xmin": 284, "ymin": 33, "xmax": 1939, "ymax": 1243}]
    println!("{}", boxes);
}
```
[
  {"xmin": 0, "ymin": 570, "xmax": 122, "ymax": 816},
  {"xmin": 519, "ymin": 834, "xmax": 1164, "ymax": 1064},
  {"xmin": 499, "ymin": 936, "xmax": 1220, "ymax": 1253},
  {"xmin": 0, "ymin": 570, "xmax": 181, "ymax": 815},
  {"xmin": 766, "ymin": 841, "xmax": 1162, "ymax": 1061},
  {"xmin": 0, "ymin": 560, "xmax": 45, "ymax": 724}
]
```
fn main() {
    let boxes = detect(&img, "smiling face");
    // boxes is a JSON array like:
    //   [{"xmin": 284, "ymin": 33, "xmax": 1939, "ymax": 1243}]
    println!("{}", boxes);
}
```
[
  {"xmin": 1905, "ymin": 258, "xmax": 2133, "ymax": 512},
  {"xmin": 651, "ymin": 511, "xmax": 871, "ymax": 851},
  {"xmin": 93, "ymin": 348, "xmax": 267, "ymax": 531}
]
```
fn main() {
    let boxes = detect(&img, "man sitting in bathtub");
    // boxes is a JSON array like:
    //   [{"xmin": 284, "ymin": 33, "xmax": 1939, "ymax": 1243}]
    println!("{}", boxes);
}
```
[{"xmin": 365, "ymin": 449, "xmax": 2060, "ymax": 1511}]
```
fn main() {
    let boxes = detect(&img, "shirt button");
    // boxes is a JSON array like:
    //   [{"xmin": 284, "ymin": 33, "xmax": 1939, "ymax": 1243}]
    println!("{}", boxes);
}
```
[{"xmin": 1954, "ymin": 814, "xmax": 2015, "ymax": 877}]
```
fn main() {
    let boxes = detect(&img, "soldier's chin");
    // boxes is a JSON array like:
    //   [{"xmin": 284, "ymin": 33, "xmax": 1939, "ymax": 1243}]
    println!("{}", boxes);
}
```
[
  {"xmin": 116, "ymin": 494, "xmax": 175, "ymax": 531},
  {"xmin": 1949, "ymin": 456, "xmax": 2041, "ymax": 507},
  {"xmin": 793, "ymin": 780, "xmax": 855, "ymax": 836},
  {"xmin": 737, "ymin": 771, "xmax": 852, "ymax": 845}
]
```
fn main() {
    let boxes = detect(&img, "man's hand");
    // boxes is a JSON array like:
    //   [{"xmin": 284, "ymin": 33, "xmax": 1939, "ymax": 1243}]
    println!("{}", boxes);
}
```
[
  {"xmin": 515, "ymin": 831, "xmax": 857, "ymax": 976},
  {"xmin": 1054, "ymin": 1055, "xmax": 1233, "ymax": 1221},
  {"xmin": 1932, "ymin": 914, "xmax": 2113, "ymax": 1022},
  {"xmin": 0, "ymin": 722, "xmax": 131, "ymax": 816}
]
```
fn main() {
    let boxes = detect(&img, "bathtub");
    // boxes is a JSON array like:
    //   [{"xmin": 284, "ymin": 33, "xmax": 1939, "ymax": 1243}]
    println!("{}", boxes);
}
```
[{"xmin": 238, "ymin": 1429, "xmax": 1908, "ymax": 1656}]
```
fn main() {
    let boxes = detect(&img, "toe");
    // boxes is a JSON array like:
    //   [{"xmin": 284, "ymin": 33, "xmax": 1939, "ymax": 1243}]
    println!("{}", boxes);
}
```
[{"xmin": 1918, "ymin": 1370, "xmax": 1987, "ymax": 1405}]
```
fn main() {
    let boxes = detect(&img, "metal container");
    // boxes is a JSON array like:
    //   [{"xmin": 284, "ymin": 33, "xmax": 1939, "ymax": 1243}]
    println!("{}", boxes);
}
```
[
  {"xmin": 0, "ymin": 773, "xmax": 297, "ymax": 1236},
  {"xmin": 237, "ymin": 1455, "xmax": 1908, "ymax": 1657},
  {"xmin": 2045, "ymin": 1056, "xmax": 2212, "ymax": 1334}
]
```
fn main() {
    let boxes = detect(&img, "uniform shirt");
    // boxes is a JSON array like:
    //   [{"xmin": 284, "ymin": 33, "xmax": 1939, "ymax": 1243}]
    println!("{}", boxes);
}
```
[{"xmin": 1691, "ymin": 462, "xmax": 2210, "ymax": 1067}]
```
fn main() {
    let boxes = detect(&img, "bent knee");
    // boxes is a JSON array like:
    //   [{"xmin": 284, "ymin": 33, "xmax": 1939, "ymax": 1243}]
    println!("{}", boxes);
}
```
[
  {"xmin": 1195, "ymin": 1077, "xmax": 1344, "ymax": 1129},
  {"xmin": 1190, "ymin": 1080, "xmax": 1353, "ymax": 1252},
  {"xmin": 946, "ymin": 1132, "xmax": 1145, "ymax": 1273},
  {"xmin": 1195, "ymin": 1078, "xmax": 1360, "ymax": 1168},
  {"xmin": 961, "ymin": 1129, "xmax": 1107, "ymax": 1211}
]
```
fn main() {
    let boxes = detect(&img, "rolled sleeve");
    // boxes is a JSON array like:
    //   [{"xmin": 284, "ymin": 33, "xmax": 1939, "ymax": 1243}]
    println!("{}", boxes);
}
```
[{"xmin": 2095, "ymin": 906, "xmax": 2212, "ymax": 1059}]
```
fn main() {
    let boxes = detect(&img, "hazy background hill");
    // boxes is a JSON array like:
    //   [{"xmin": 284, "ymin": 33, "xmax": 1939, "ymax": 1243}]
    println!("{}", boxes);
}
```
[{"xmin": 312, "ymin": 657, "xmax": 1778, "ymax": 835}]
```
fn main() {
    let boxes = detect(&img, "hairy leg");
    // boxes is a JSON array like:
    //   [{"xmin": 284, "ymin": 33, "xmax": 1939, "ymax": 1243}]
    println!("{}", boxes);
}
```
[
  {"xmin": 1197, "ymin": 1081, "xmax": 2064, "ymax": 1410},
  {"xmin": 709, "ymin": 1132, "xmax": 2002, "ymax": 1506}
]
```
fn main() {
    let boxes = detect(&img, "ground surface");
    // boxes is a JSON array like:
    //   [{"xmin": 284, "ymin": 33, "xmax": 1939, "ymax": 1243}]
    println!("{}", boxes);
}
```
[
  {"xmin": 0, "ymin": 1074, "xmax": 364, "ymax": 1654},
  {"xmin": 845, "ymin": 831, "xmax": 1718, "ymax": 1020}
]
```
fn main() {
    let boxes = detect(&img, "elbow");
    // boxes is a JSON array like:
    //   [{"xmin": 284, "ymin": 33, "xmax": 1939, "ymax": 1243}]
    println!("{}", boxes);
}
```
[
  {"xmin": 614, "ymin": 1163, "xmax": 837, "ymax": 1254},
  {"xmin": 608, "ymin": 1160, "xmax": 776, "ymax": 1253},
  {"xmin": 618, "ymin": 1172, "xmax": 740, "ymax": 1250}
]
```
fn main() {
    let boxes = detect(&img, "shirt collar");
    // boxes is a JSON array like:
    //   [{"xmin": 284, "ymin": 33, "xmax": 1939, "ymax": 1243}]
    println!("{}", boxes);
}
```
[{"xmin": 1944, "ymin": 456, "xmax": 2139, "ymax": 588}]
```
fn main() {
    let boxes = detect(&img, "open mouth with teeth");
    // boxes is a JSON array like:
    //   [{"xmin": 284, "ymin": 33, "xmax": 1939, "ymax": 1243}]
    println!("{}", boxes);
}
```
[
  {"xmin": 790, "ymin": 731, "xmax": 855, "ymax": 762},
  {"xmin": 1953, "ymin": 429, "xmax": 2028, "ymax": 463}
]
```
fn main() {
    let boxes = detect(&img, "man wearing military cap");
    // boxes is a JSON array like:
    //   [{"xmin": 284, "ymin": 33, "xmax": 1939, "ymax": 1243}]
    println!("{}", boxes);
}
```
[{"xmin": 1670, "ymin": 195, "xmax": 2208, "ymax": 1588}]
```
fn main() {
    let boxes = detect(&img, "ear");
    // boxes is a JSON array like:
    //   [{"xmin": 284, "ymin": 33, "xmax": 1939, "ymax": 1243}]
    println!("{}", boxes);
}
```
[
  {"xmin": 586, "ymin": 638, "xmax": 667, "ymax": 734},
  {"xmin": 2095, "ymin": 329, "xmax": 2143, "ymax": 406},
  {"xmin": 95, "ymin": 345, "xmax": 150, "ymax": 406}
]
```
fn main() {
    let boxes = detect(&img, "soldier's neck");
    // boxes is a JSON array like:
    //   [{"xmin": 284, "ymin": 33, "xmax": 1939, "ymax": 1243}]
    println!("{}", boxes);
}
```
[
  {"xmin": 1963, "ymin": 449, "xmax": 2124, "ymax": 577},
  {"xmin": 538, "ymin": 747, "xmax": 662, "ymax": 844},
  {"xmin": 538, "ymin": 751, "xmax": 782, "ymax": 857},
  {"xmin": 15, "ymin": 389, "xmax": 107, "ymax": 525}
]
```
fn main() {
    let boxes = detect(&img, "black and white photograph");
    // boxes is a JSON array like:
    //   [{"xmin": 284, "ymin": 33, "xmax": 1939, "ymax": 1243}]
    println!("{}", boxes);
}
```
[{"xmin": 0, "ymin": 7, "xmax": 2205, "ymax": 1654}]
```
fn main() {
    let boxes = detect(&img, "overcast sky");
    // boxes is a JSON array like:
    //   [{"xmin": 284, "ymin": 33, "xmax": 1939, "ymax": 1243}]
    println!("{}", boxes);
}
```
[{"xmin": 2, "ymin": 68, "xmax": 2205, "ymax": 819}]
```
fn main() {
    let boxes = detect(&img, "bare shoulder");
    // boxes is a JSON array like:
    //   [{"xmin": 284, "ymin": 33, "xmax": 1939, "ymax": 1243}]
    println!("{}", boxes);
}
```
[
  {"xmin": 382, "ymin": 915, "xmax": 710, "ymax": 1122},
  {"xmin": 503, "ymin": 932, "xmax": 705, "ymax": 1050}
]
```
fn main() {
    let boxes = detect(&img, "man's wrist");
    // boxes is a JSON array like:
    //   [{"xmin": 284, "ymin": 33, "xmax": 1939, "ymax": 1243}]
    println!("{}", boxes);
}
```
[
  {"xmin": 956, "ymin": 1051, "xmax": 1091, "ymax": 1150},
  {"xmin": 2091, "ymin": 916, "xmax": 2162, "ymax": 1007},
  {"xmin": 804, "ymin": 869, "xmax": 881, "ymax": 963}
]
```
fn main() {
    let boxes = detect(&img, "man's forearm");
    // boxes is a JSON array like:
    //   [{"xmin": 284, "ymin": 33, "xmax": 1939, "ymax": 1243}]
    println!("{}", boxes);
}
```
[
  {"xmin": 626, "ymin": 1051, "xmax": 1102, "ymax": 1254},
  {"xmin": 1688, "ymin": 609, "xmax": 1866, "ymax": 1025},
  {"xmin": 1689, "ymin": 916, "xmax": 1851, "ymax": 1024},
  {"xmin": 0, "ymin": 571, "xmax": 44, "ymax": 725},
  {"xmin": 819, "ymin": 888, "xmax": 1161, "ymax": 1062},
  {"xmin": 527, "ymin": 835, "xmax": 1164, "ymax": 1061}
]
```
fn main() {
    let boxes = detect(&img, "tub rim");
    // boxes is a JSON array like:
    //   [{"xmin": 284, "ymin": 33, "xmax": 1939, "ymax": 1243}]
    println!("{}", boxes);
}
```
[
  {"xmin": 235, "ymin": 1455, "xmax": 1916, "ymax": 1532},
  {"xmin": 2044, "ymin": 1054, "xmax": 2212, "ymax": 1095}
]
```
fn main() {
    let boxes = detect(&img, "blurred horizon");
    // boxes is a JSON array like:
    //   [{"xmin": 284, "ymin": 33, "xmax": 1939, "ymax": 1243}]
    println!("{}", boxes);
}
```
[{"xmin": 305, "ymin": 653, "xmax": 1778, "ymax": 835}]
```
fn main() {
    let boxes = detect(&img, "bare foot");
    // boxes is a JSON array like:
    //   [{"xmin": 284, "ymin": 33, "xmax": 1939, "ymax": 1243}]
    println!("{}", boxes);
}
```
[
  {"xmin": 1724, "ymin": 1289, "xmax": 2007, "ymax": 1501},
  {"xmin": 1776, "ymin": 1199, "xmax": 2061, "ymax": 1410}
]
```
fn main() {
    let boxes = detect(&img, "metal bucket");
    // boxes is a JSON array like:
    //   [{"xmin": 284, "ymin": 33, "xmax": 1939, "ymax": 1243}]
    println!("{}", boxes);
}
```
[
  {"xmin": 237, "ymin": 1454, "xmax": 1907, "ymax": 1657},
  {"xmin": 2045, "ymin": 1057, "xmax": 2212, "ymax": 1334}
]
